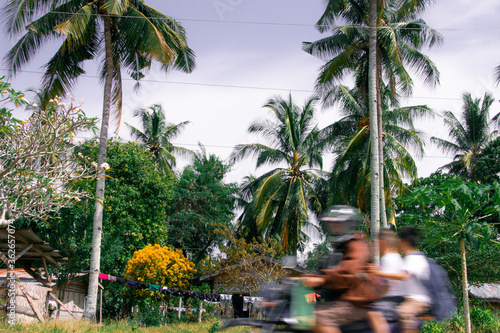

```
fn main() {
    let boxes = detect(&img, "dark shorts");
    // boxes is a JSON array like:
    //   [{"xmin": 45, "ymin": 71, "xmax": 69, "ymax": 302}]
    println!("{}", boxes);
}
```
[{"xmin": 315, "ymin": 300, "xmax": 368, "ymax": 328}]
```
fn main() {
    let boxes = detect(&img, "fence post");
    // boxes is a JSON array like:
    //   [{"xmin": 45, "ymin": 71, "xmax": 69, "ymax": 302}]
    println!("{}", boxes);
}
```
[
  {"xmin": 198, "ymin": 301, "xmax": 203, "ymax": 323},
  {"xmin": 178, "ymin": 298, "xmax": 182, "ymax": 319}
]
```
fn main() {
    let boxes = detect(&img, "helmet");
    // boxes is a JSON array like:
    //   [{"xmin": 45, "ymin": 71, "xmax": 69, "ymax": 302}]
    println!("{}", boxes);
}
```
[{"xmin": 319, "ymin": 205, "xmax": 362, "ymax": 237}]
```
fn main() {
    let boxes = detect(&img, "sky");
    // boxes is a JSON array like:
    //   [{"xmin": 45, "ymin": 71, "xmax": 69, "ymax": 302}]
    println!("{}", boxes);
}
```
[{"xmin": 2, "ymin": 0, "xmax": 500, "ymax": 186}]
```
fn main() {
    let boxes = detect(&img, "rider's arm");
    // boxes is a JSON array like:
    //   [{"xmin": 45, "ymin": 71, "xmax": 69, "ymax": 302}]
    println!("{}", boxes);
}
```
[
  {"xmin": 320, "ymin": 240, "xmax": 371, "ymax": 290},
  {"xmin": 301, "ymin": 276, "xmax": 326, "ymax": 288},
  {"xmin": 372, "ymin": 270, "xmax": 410, "ymax": 281}
]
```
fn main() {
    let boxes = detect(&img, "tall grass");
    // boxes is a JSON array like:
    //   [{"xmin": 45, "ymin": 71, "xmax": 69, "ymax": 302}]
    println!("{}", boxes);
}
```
[{"xmin": 0, "ymin": 319, "xmax": 257, "ymax": 333}]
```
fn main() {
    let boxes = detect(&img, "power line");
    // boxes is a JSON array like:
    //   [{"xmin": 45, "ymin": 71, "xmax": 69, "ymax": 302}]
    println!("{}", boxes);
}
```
[
  {"xmin": 72, "ymin": 137, "xmax": 473, "ymax": 160},
  {"xmin": 5, "ymin": 9, "xmax": 500, "ymax": 32},
  {"xmin": 0, "ymin": 68, "xmax": 464, "ymax": 101}
]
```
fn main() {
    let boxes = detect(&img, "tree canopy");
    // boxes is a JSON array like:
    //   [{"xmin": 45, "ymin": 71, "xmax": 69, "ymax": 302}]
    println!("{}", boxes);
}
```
[{"xmin": 166, "ymin": 145, "xmax": 238, "ymax": 265}]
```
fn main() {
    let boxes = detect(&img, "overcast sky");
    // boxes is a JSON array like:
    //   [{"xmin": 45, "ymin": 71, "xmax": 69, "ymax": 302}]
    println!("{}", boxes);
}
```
[{"xmin": 2, "ymin": 0, "xmax": 500, "ymax": 185}]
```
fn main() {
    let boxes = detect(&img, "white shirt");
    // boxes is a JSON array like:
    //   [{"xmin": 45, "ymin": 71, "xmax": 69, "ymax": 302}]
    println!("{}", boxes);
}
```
[
  {"xmin": 400, "ymin": 252, "xmax": 431, "ymax": 304},
  {"xmin": 380, "ymin": 252, "xmax": 404, "ymax": 297}
]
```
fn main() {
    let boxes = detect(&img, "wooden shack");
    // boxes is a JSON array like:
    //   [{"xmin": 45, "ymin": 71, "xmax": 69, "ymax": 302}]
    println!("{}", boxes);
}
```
[
  {"xmin": 469, "ymin": 283, "xmax": 500, "ymax": 310},
  {"xmin": 0, "ymin": 229, "xmax": 102, "ymax": 322}
]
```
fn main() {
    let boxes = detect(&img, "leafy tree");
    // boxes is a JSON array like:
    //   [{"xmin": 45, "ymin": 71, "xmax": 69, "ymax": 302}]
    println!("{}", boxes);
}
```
[
  {"xmin": 431, "ymin": 92, "xmax": 497, "ymax": 182},
  {"xmin": 0, "ymin": 76, "xmax": 28, "ymax": 129},
  {"xmin": 198, "ymin": 228, "xmax": 290, "ymax": 296},
  {"xmin": 27, "ymin": 140, "xmax": 175, "ymax": 318},
  {"xmin": 304, "ymin": 241, "xmax": 331, "ymax": 272},
  {"xmin": 396, "ymin": 176, "xmax": 500, "ymax": 333},
  {"xmin": 0, "ymin": 84, "xmax": 97, "ymax": 226},
  {"xmin": 323, "ymin": 85, "xmax": 430, "ymax": 214},
  {"xmin": 166, "ymin": 145, "xmax": 238, "ymax": 265},
  {"xmin": 127, "ymin": 103, "xmax": 192, "ymax": 173},
  {"xmin": 476, "ymin": 136, "xmax": 500, "ymax": 184},
  {"xmin": 3, "ymin": 0, "xmax": 195, "ymax": 319},
  {"xmin": 229, "ymin": 94, "xmax": 325, "ymax": 255}
]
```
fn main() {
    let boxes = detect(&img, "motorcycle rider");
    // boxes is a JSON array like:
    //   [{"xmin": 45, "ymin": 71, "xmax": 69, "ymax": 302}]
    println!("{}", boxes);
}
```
[{"xmin": 302, "ymin": 206, "xmax": 386, "ymax": 333}]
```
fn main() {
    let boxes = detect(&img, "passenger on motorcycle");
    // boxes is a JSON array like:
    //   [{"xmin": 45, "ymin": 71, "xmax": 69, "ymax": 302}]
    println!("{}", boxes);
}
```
[{"xmin": 368, "ymin": 226, "xmax": 430, "ymax": 333}]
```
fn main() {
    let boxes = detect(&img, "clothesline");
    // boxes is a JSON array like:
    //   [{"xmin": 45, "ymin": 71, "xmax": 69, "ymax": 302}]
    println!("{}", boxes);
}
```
[{"xmin": 97, "ymin": 273, "xmax": 225, "ymax": 302}]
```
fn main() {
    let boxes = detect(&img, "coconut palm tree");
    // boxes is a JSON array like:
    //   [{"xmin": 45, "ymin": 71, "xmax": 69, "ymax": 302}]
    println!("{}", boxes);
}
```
[
  {"xmin": 127, "ymin": 104, "xmax": 192, "ymax": 173},
  {"xmin": 229, "ymin": 94, "xmax": 326, "ymax": 255},
  {"xmin": 323, "ymin": 85, "xmax": 431, "ymax": 215},
  {"xmin": 431, "ymin": 92, "xmax": 497, "ymax": 182},
  {"xmin": 2, "ymin": 0, "xmax": 195, "ymax": 320},
  {"xmin": 304, "ymin": 0, "xmax": 442, "ymax": 226},
  {"xmin": 304, "ymin": 0, "xmax": 442, "ymax": 102}
]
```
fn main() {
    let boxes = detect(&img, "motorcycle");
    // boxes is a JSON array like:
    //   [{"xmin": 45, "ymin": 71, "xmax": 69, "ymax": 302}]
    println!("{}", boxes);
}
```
[{"xmin": 220, "ymin": 279, "xmax": 405, "ymax": 333}]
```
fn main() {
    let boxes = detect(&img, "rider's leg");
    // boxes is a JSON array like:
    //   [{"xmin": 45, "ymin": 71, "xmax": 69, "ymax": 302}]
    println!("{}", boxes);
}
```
[
  {"xmin": 313, "ymin": 325, "xmax": 341, "ymax": 333},
  {"xmin": 367, "ymin": 311, "xmax": 390, "ymax": 333},
  {"xmin": 397, "ymin": 298, "xmax": 429, "ymax": 333}
]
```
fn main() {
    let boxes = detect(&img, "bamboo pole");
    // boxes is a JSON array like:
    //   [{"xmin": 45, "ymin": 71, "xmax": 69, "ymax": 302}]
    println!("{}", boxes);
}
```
[{"xmin": 49, "ymin": 292, "xmax": 78, "ymax": 320}]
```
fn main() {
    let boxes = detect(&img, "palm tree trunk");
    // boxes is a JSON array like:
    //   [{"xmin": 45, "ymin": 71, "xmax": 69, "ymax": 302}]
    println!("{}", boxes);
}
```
[
  {"xmin": 83, "ymin": 13, "xmax": 113, "ymax": 321},
  {"xmin": 460, "ymin": 238, "xmax": 472, "ymax": 333},
  {"xmin": 376, "ymin": 50, "xmax": 387, "ymax": 229},
  {"xmin": 292, "ymin": 208, "xmax": 298, "ymax": 256},
  {"xmin": 369, "ymin": 0, "xmax": 380, "ymax": 264}
]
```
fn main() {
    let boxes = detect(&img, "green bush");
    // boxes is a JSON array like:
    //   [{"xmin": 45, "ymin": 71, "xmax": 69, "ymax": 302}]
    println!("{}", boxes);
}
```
[
  {"xmin": 135, "ymin": 299, "xmax": 168, "ymax": 327},
  {"xmin": 420, "ymin": 321, "xmax": 445, "ymax": 333},
  {"xmin": 470, "ymin": 304, "xmax": 500, "ymax": 333},
  {"xmin": 421, "ymin": 303, "xmax": 500, "ymax": 333}
]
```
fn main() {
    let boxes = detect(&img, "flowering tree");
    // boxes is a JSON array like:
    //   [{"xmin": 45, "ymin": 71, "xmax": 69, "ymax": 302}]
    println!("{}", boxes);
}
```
[
  {"xmin": 125, "ymin": 244, "xmax": 196, "ymax": 295},
  {"xmin": 0, "ymin": 78, "xmax": 97, "ymax": 226},
  {"xmin": 199, "ymin": 229, "xmax": 291, "ymax": 295}
]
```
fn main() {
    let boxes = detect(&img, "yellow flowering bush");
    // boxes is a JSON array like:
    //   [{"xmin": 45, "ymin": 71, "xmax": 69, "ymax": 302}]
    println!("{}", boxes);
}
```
[{"xmin": 125, "ymin": 244, "xmax": 196, "ymax": 291}]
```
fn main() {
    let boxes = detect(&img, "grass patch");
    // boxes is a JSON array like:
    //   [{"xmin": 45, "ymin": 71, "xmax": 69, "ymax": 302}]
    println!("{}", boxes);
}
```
[{"xmin": 0, "ymin": 319, "xmax": 258, "ymax": 333}]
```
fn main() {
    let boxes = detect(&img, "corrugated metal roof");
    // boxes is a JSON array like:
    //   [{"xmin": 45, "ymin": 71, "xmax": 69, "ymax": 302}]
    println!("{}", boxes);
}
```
[
  {"xmin": 0, "ymin": 268, "xmax": 35, "ymax": 279},
  {"xmin": 469, "ymin": 283, "xmax": 500, "ymax": 301},
  {"xmin": 0, "ymin": 229, "xmax": 67, "ymax": 263}
]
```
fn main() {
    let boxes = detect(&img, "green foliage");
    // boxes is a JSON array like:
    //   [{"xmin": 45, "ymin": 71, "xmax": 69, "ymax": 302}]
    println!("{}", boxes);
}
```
[
  {"xmin": 396, "ymin": 175, "xmax": 500, "ymax": 248},
  {"xmin": 58, "ymin": 140, "xmax": 174, "ymax": 273},
  {"xmin": 395, "ymin": 173, "xmax": 500, "ymax": 303},
  {"xmin": 25, "ymin": 140, "xmax": 174, "ymax": 318},
  {"xmin": 477, "ymin": 136, "xmax": 500, "ymax": 184},
  {"xmin": 198, "ymin": 228, "xmax": 289, "ymax": 295},
  {"xmin": 421, "ymin": 303, "xmax": 500, "ymax": 333},
  {"xmin": 3, "ymin": 0, "xmax": 195, "ymax": 111},
  {"xmin": 208, "ymin": 319, "xmax": 221, "ymax": 333},
  {"xmin": 304, "ymin": 0, "xmax": 441, "ymax": 102},
  {"xmin": 166, "ymin": 145, "xmax": 237, "ymax": 265},
  {"xmin": 322, "ymin": 85, "xmax": 430, "ymax": 214},
  {"xmin": 304, "ymin": 241, "xmax": 330, "ymax": 271},
  {"xmin": 470, "ymin": 304, "xmax": 500, "ymax": 332},
  {"xmin": 134, "ymin": 299, "xmax": 169, "ymax": 327},
  {"xmin": 0, "ymin": 76, "xmax": 26, "ymax": 131}
]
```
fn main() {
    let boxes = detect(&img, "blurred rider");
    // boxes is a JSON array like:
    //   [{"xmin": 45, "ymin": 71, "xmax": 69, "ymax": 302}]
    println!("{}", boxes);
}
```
[{"xmin": 302, "ymin": 206, "xmax": 385, "ymax": 333}]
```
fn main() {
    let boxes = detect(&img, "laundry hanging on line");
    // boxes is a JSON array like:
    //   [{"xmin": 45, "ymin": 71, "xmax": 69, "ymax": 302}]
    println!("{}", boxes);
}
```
[{"xmin": 97, "ymin": 272, "xmax": 223, "ymax": 302}]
